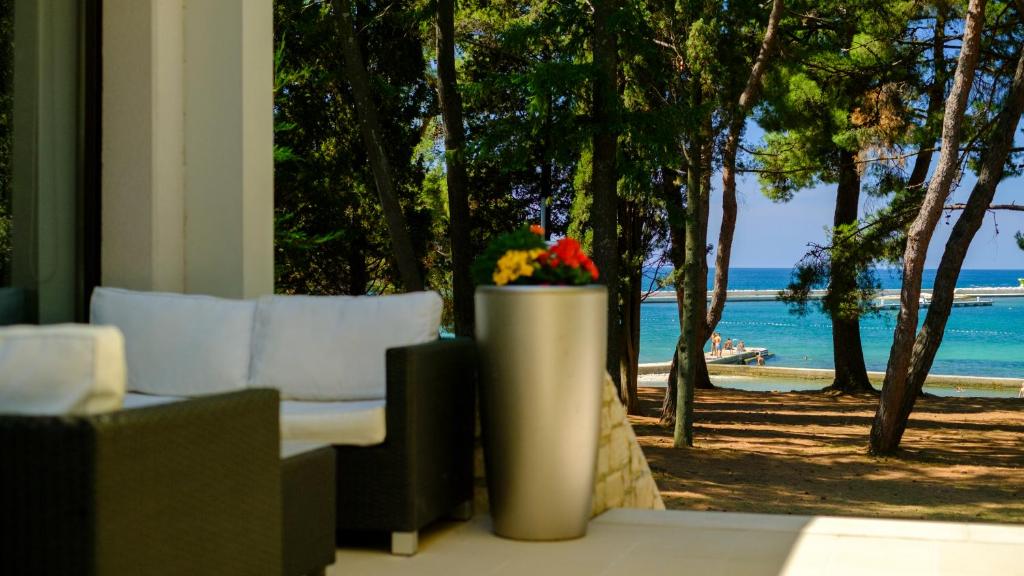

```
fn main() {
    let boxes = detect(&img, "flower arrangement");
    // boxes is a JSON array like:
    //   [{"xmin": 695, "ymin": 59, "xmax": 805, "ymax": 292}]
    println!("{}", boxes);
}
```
[{"xmin": 472, "ymin": 225, "xmax": 599, "ymax": 286}]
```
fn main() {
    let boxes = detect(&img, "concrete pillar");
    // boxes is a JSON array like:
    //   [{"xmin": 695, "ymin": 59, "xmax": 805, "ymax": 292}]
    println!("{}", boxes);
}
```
[
  {"xmin": 102, "ymin": 0, "xmax": 273, "ymax": 299},
  {"xmin": 182, "ymin": 0, "xmax": 274, "ymax": 299},
  {"xmin": 102, "ymin": 0, "xmax": 185, "ymax": 293}
]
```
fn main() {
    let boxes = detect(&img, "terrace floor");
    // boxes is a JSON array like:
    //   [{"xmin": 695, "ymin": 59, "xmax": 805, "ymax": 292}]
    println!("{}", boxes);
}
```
[{"xmin": 330, "ymin": 508, "xmax": 1024, "ymax": 575}]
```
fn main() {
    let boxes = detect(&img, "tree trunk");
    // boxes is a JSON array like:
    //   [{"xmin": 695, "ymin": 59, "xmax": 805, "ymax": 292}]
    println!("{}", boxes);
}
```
[
  {"xmin": 871, "ymin": 19, "xmax": 1017, "ymax": 455},
  {"xmin": 661, "ymin": 353, "xmax": 679, "ymax": 426},
  {"xmin": 825, "ymin": 149, "xmax": 874, "ymax": 394},
  {"xmin": 435, "ymin": 0, "xmax": 474, "ymax": 335},
  {"xmin": 592, "ymin": 0, "xmax": 620, "ymax": 392},
  {"xmin": 675, "ymin": 129, "xmax": 707, "ymax": 448},
  {"xmin": 659, "ymin": 167, "xmax": 685, "ymax": 425},
  {"xmin": 707, "ymin": 0, "xmax": 784, "ymax": 336},
  {"xmin": 540, "ymin": 83, "xmax": 554, "ymax": 240},
  {"xmin": 904, "ymin": 9, "xmax": 948, "ymax": 194},
  {"xmin": 693, "ymin": 354, "xmax": 713, "ymax": 389},
  {"xmin": 895, "ymin": 9, "xmax": 946, "ymax": 403},
  {"xmin": 347, "ymin": 225, "xmax": 369, "ymax": 295},
  {"xmin": 618, "ymin": 197, "xmax": 643, "ymax": 414},
  {"xmin": 694, "ymin": 121, "xmax": 714, "ymax": 391},
  {"xmin": 333, "ymin": 0, "xmax": 423, "ymax": 292},
  {"xmin": 540, "ymin": 155, "xmax": 553, "ymax": 239}
]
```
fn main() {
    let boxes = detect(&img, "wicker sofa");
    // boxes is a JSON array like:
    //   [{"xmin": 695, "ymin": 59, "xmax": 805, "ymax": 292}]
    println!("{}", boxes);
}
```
[
  {"xmin": 0, "ymin": 325, "xmax": 282, "ymax": 576},
  {"xmin": 91, "ymin": 287, "xmax": 476, "ymax": 555},
  {"xmin": 0, "ymin": 287, "xmax": 27, "ymax": 325}
]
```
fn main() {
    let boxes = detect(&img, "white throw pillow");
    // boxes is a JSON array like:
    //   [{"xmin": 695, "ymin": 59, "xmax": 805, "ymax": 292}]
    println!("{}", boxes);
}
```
[
  {"xmin": 250, "ymin": 292, "xmax": 442, "ymax": 401},
  {"xmin": 0, "ymin": 324, "xmax": 126, "ymax": 415},
  {"xmin": 90, "ymin": 287, "xmax": 256, "ymax": 396}
]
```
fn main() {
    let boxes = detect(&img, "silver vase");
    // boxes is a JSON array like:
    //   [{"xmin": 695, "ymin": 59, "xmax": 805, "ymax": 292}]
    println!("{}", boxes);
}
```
[{"xmin": 475, "ymin": 285, "xmax": 607, "ymax": 540}]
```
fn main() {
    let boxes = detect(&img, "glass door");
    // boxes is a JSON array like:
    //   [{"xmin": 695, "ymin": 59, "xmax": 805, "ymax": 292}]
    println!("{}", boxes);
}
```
[{"xmin": 0, "ymin": 0, "xmax": 100, "ymax": 325}]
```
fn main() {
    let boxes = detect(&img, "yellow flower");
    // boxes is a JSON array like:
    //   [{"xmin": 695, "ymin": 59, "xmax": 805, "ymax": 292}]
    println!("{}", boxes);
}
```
[{"xmin": 493, "ymin": 249, "xmax": 544, "ymax": 286}]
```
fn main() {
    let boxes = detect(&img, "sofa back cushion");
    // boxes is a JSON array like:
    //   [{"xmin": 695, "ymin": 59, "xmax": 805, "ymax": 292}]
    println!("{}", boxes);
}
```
[
  {"xmin": 0, "ymin": 324, "xmax": 126, "ymax": 415},
  {"xmin": 90, "ymin": 287, "xmax": 256, "ymax": 396},
  {"xmin": 250, "ymin": 292, "xmax": 442, "ymax": 401}
]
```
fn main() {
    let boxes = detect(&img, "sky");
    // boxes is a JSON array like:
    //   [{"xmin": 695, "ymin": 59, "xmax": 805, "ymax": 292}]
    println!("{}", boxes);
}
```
[{"xmin": 711, "ymin": 126, "xmax": 1024, "ymax": 270}]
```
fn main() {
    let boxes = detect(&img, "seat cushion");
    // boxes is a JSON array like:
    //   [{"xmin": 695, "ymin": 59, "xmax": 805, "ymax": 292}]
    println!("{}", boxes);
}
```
[
  {"xmin": 280, "ymin": 400, "xmax": 386, "ymax": 446},
  {"xmin": 90, "ymin": 287, "xmax": 256, "ymax": 396},
  {"xmin": 124, "ymin": 393, "xmax": 383, "ymax": 446},
  {"xmin": 0, "ymin": 324, "xmax": 126, "ymax": 415},
  {"xmin": 121, "ymin": 392, "xmax": 186, "ymax": 409},
  {"xmin": 250, "ymin": 292, "xmax": 442, "ymax": 401}
]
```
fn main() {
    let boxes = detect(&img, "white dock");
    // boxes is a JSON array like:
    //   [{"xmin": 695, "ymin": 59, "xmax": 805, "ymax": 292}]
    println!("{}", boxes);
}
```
[
  {"xmin": 707, "ymin": 347, "xmax": 773, "ymax": 365},
  {"xmin": 873, "ymin": 298, "xmax": 993, "ymax": 310},
  {"xmin": 637, "ymin": 348, "xmax": 774, "ymax": 373}
]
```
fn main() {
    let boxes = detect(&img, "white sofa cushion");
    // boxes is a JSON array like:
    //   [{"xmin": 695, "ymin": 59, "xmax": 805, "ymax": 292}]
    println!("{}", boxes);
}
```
[
  {"xmin": 90, "ymin": 287, "xmax": 256, "ymax": 396},
  {"xmin": 0, "ymin": 324, "xmax": 126, "ymax": 415},
  {"xmin": 123, "ymin": 393, "xmax": 386, "ymax": 446},
  {"xmin": 121, "ymin": 392, "xmax": 185, "ymax": 410},
  {"xmin": 250, "ymin": 292, "xmax": 442, "ymax": 401},
  {"xmin": 280, "ymin": 400, "xmax": 386, "ymax": 446}
]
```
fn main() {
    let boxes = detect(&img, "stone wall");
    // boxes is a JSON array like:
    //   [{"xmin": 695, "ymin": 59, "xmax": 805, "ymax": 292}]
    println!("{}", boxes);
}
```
[
  {"xmin": 591, "ymin": 373, "xmax": 665, "ymax": 514},
  {"xmin": 474, "ymin": 373, "xmax": 664, "ymax": 515}
]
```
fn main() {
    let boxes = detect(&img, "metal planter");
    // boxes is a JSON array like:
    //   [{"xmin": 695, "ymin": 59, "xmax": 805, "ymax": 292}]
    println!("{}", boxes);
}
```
[{"xmin": 475, "ymin": 285, "xmax": 607, "ymax": 540}]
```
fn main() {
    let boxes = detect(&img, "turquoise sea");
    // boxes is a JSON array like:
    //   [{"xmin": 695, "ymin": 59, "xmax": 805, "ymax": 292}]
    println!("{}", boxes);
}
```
[{"xmin": 639, "ymin": 268, "xmax": 1024, "ymax": 380}]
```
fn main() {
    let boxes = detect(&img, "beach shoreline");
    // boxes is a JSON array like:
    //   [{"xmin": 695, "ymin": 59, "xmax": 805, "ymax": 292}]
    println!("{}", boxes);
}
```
[{"xmin": 638, "ymin": 362, "xmax": 1024, "ymax": 391}]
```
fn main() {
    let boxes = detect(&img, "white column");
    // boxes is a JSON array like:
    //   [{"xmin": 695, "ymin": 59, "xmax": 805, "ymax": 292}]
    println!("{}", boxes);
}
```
[
  {"xmin": 102, "ymin": 0, "xmax": 185, "ymax": 293},
  {"xmin": 102, "ymin": 0, "xmax": 273, "ymax": 299},
  {"xmin": 182, "ymin": 0, "xmax": 274, "ymax": 299}
]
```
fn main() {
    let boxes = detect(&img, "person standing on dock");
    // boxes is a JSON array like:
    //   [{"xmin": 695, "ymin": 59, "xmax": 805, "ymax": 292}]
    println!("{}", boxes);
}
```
[
  {"xmin": 712, "ymin": 333, "xmax": 722, "ymax": 357},
  {"xmin": 756, "ymin": 352, "xmax": 765, "ymax": 366}
]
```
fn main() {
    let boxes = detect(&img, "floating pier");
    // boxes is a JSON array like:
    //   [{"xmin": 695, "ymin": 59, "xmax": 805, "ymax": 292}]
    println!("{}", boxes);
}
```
[{"xmin": 706, "ymin": 347, "xmax": 773, "ymax": 365}]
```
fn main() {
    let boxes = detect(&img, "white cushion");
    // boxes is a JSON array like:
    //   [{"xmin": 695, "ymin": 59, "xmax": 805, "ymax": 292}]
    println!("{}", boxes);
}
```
[
  {"xmin": 90, "ymin": 287, "xmax": 256, "ymax": 396},
  {"xmin": 121, "ymin": 392, "xmax": 185, "ymax": 410},
  {"xmin": 0, "ymin": 324, "xmax": 126, "ymax": 415},
  {"xmin": 250, "ymin": 292, "xmax": 442, "ymax": 401},
  {"xmin": 281, "ymin": 441, "xmax": 331, "ymax": 459},
  {"xmin": 124, "ymin": 393, "xmax": 387, "ymax": 446},
  {"xmin": 280, "ymin": 399, "xmax": 386, "ymax": 446}
]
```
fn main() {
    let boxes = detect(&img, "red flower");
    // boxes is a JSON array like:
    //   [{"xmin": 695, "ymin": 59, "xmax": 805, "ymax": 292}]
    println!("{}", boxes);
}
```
[
  {"xmin": 548, "ymin": 238, "xmax": 585, "ymax": 268},
  {"xmin": 529, "ymin": 224, "xmax": 545, "ymax": 236}
]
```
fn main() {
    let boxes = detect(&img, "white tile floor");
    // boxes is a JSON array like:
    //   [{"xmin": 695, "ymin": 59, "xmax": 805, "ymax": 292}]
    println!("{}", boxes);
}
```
[{"xmin": 329, "ymin": 508, "xmax": 1024, "ymax": 575}]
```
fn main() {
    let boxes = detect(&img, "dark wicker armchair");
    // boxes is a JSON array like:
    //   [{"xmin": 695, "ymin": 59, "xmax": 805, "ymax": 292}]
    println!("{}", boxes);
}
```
[
  {"xmin": 334, "ymin": 338, "xmax": 476, "ymax": 555},
  {"xmin": 0, "ymin": 389, "xmax": 282, "ymax": 576}
]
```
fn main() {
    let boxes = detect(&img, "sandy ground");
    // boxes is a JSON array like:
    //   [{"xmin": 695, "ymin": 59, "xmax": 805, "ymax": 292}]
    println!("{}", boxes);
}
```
[{"xmin": 630, "ymin": 386, "xmax": 1024, "ymax": 524}]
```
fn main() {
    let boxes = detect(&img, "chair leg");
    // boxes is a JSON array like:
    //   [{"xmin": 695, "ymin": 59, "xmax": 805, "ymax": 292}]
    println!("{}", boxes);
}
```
[
  {"xmin": 391, "ymin": 531, "xmax": 418, "ymax": 556},
  {"xmin": 450, "ymin": 499, "xmax": 473, "ymax": 521}
]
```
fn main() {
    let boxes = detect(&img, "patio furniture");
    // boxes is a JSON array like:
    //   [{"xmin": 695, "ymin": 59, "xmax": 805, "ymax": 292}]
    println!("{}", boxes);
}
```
[
  {"xmin": 91, "ymin": 287, "xmax": 477, "ymax": 555},
  {"xmin": 0, "ymin": 324, "xmax": 282, "ymax": 576},
  {"xmin": 282, "ymin": 442, "xmax": 337, "ymax": 576},
  {"xmin": 334, "ymin": 337, "xmax": 476, "ymax": 554},
  {"xmin": 0, "ymin": 286, "xmax": 27, "ymax": 325}
]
